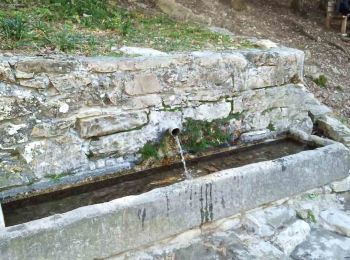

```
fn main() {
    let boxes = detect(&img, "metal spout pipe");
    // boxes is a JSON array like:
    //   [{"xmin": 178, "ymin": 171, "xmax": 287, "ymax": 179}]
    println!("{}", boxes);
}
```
[{"xmin": 168, "ymin": 127, "xmax": 181, "ymax": 137}]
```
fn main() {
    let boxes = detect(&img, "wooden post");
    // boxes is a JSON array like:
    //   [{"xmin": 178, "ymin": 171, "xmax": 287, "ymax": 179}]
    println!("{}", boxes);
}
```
[
  {"xmin": 341, "ymin": 16, "xmax": 348, "ymax": 35},
  {"xmin": 326, "ymin": 0, "xmax": 335, "ymax": 29}
]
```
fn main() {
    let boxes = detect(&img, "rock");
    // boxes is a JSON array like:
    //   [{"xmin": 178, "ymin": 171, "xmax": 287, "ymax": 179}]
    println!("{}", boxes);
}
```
[
  {"xmin": 0, "ymin": 62, "xmax": 15, "ymax": 82},
  {"xmin": 89, "ymin": 111, "xmax": 182, "ymax": 156},
  {"xmin": 330, "ymin": 176, "xmax": 350, "ymax": 193},
  {"xmin": 117, "ymin": 46, "xmax": 168, "ymax": 57},
  {"xmin": 59, "ymin": 103, "xmax": 69, "ymax": 113},
  {"xmin": 21, "ymin": 135, "xmax": 89, "ymax": 179},
  {"xmin": 317, "ymin": 115, "xmax": 350, "ymax": 147},
  {"xmin": 125, "ymin": 74, "xmax": 162, "ymax": 95},
  {"xmin": 319, "ymin": 209, "xmax": 350, "ymax": 237},
  {"xmin": 19, "ymin": 75, "xmax": 49, "ymax": 89},
  {"xmin": 122, "ymin": 94, "xmax": 163, "ymax": 109},
  {"xmin": 31, "ymin": 120, "xmax": 74, "ymax": 138},
  {"xmin": 208, "ymin": 26, "xmax": 235, "ymax": 36},
  {"xmin": 15, "ymin": 59, "xmax": 76, "ymax": 74},
  {"xmin": 255, "ymin": 39, "xmax": 278, "ymax": 49},
  {"xmin": 76, "ymin": 111, "xmax": 148, "ymax": 138},
  {"xmin": 243, "ymin": 205, "xmax": 296, "ymax": 238},
  {"xmin": 239, "ymin": 130, "xmax": 273, "ymax": 143},
  {"xmin": 271, "ymin": 220, "xmax": 311, "ymax": 255},
  {"xmin": 15, "ymin": 70, "xmax": 34, "ymax": 79},
  {"xmin": 291, "ymin": 229, "xmax": 350, "ymax": 260},
  {"xmin": 183, "ymin": 102, "xmax": 231, "ymax": 122},
  {"xmin": 304, "ymin": 64, "xmax": 321, "ymax": 80},
  {"xmin": 156, "ymin": 0, "xmax": 210, "ymax": 24}
]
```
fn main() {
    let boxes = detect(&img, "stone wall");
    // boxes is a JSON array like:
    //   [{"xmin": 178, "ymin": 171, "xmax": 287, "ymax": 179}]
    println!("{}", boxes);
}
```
[{"xmin": 0, "ymin": 48, "xmax": 329, "ymax": 198}]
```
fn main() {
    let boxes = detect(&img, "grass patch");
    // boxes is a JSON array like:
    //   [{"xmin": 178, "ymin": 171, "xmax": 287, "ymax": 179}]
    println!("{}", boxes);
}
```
[
  {"xmin": 313, "ymin": 75, "xmax": 327, "ymax": 88},
  {"xmin": 0, "ymin": 0, "xmax": 256, "ymax": 55},
  {"xmin": 180, "ymin": 117, "xmax": 233, "ymax": 153},
  {"xmin": 140, "ymin": 142, "xmax": 159, "ymax": 161}
]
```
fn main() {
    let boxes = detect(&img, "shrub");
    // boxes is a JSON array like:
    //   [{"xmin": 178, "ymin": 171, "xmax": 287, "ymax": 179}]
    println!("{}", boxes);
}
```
[
  {"xmin": 0, "ymin": 15, "xmax": 26, "ymax": 40},
  {"xmin": 314, "ymin": 75, "xmax": 327, "ymax": 88}
]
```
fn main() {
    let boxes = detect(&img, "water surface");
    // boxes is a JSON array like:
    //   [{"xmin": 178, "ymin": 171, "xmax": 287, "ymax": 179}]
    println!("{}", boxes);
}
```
[{"xmin": 3, "ymin": 139, "xmax": 312, "ymax": 226}]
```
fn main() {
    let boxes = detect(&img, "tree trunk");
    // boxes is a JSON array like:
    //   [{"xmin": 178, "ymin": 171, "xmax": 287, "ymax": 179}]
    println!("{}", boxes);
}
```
[{"xmin": 291, "ymin": 0, "xmax": 305, "ymax": 12}]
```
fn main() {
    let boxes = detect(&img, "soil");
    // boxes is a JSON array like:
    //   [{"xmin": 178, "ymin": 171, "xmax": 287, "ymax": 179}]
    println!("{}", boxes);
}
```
[{"xmin": 167, "ymin": 0, "xmax": 350, "ymax": 123}]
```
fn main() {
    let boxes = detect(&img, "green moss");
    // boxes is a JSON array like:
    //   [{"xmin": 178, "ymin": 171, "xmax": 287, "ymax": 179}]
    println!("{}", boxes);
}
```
[
  {"xmin": 140, "ymin": 142, "xmax": 159, "ymax": 161},
  {"xmin": 48, "ymin": 173, "xmax": 65, "ymax": 182},
  {"xmin": 267, "ymin": 123, "xmax": 276, "ymax": 131},
  {"xmin": 313, "ymin": 75, "xmax": 328, "ymax": 88},
  {"xmin": 335, "ymin": 85, "xmax": 343, "ymax": 91},
  {"xmin": 307, "ymin": 209, "xmax": 317, "ymax": 223}
]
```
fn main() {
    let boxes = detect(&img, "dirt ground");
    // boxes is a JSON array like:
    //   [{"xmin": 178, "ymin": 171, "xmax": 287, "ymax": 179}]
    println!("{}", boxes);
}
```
[{"xmin": 167, "ymin": 0, "xmax": 350, "ymax": 123}]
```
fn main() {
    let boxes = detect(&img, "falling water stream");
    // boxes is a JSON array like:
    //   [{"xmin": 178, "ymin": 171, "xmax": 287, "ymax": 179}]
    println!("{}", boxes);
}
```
[{"xmin": 174, "ymin": 136, "xmax": 192, "ymax": 179}]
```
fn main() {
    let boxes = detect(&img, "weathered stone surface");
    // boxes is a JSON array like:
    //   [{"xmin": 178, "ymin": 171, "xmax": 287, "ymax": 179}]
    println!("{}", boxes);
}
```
[
  {"xmin": 49, "ymin": 72, "xmax": 92, "ymax": 92},
  {"xmin": 125, "ymin": 74, "xmax": 162, "ymax": 95},
  {"xmin": 271, "ymin": 220, "xmax": 310, "ymax": 255},
  {"xmin": 330, "ymin": 176, "xmax": 350, "ymax": 193},
  {"xmin": 0, "ymin": 142, "xmax": 348, "ymax": 259},
  {"xmin": 31, "ymin": 120, "xmax": 74, "ymax": 138},
  {"xmin": 0, "ymin": 123, "xmax": 29, "ymax": 148},
  {"xmin": 122, "ymin": 94, "xmax": 163, "ymax": 109},
  {"xmin": 255, "ymin": 39, "xmax": 278, "ymax": 49},
  {"xmin": 183, "ymin": 102, "xmax": 231, "ymax": 122},
  {"xmin": 77, "ymin": 111, "xmax": 148, "ymax": 138},
  {"xmin": 0, "ymin": 48, "xmax": 336, "ymax": 197},
  {"xmin": 21, "ymin": 135, "xmax": 88, "ymax": 179},
  {"xmin": 240, "ymin": 130, "xmax": 273, "ymax": 143},
  {"xmin": 317, "ymin": 115, "xmax": 350, "ymax": 147},
  {"xmin": 15, "ymin": 59, "xmax": 76, "ymax": 74},
  {"xmin": 0, "ymin": 62, "xmax": 15, "ymax": 82},
  {"xmin": 89, "ymin": 111, "xmax": 182, "ymax": 156},
  {"xmin": 0, "ymin": 97, "xmax": 38, "ymax": 121},
  {"xmin": 19, "ymin": 75, "xmax": 49, "ymax": 89},
  {"xmin": 320, "ymin": 209, "xmax": 350, "ymax": 237},
  {"xmin": 243, "ymin": 205, "xmax": 295, "ymax": 238},
  {"xmin": 292, "ymin": 229, "xmax": 350, "ymax": 260},
  {"xmin": 14, "ymin": 70, "xmax": 34, "ymax": 79},
  {"xmin": 118, "ymin": 46, "xmax": 168, "ymax": 57}
]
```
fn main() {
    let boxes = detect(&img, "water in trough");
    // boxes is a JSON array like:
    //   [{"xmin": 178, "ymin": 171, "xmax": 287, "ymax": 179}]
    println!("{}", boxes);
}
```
[{"xmin": 2, "ymin": 138, "xmax": 313, "ymax": 226}]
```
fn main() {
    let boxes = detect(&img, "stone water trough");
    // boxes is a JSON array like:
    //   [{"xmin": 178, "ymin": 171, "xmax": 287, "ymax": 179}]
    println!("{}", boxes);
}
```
[{"xmin": 0, "ymin": 47, "xmax": 349, "ymax": 259}]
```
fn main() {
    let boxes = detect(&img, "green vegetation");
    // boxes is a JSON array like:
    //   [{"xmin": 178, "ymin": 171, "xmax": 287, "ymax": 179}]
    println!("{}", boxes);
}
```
[
  {"xmin": 48, "ymin": 173, "xmax": 64, "ymax": 182},
  {"xmin": 140, "ymin": 142, "xmax": 159, "ymax": 161},
  {"xmin": 180, "ymin": 118, "xmax": 233, "ymax": 153},
  {"xmin": 267, "ymin": 123, "xmax": 276, "ymax": 131},
  {"xmin": 313, "ymin": 75, "xmax": 328, "ymax": 88},
  {"xmin": 296, "ymin": 209, "xmax": 317, "ymax": 223},
  {"xmin": 0, "ymin": 0, "xmax": 256, "ymax": 55}
]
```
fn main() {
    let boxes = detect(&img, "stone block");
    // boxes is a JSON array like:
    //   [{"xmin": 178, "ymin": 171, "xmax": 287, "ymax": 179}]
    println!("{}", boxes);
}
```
[
  {"xmin": 125, "ymin": 74, "xmax": 162, "ymax": 95},
  {"xmin": 271, "ymin": 220, "xmax": 310, "ymax": 255},
  {"xmin": 15, "ymin": 59, "xmax": 76, "ymax": 74},
  {"xmin": 320, "ymin": 209, "xmax": 350, "ymax": 237},
  {"xmin": 77, "ymin": 111, "xmax": 148, "ymax": 138},
  {"xmin": 183, "ymin": 102, "xmax": 231, "ymax": 122},
  {"xmin": 19, "ymin": 75, "xmax": 49, "ymax": 89},
  {"xmin": 330, "ymin": 176, "xmax": 350, "ymax": 193}
]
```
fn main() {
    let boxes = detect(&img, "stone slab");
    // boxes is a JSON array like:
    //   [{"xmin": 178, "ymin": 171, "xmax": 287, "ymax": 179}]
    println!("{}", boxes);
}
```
[{"xmin": 0, "ymin": 142, "xmax": 348, "ymax": 259}]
